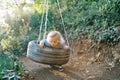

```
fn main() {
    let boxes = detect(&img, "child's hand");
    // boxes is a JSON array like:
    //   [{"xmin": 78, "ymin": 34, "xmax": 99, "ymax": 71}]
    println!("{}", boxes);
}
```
[
  {"xmin": 39, "ymin": 43, "xmax": 44, "ymax": 48},
  {"xmin": 63, "ymin": 46, "xmax": 69, "ymax": 51},
  {"xmin": 63, "ymin": 48, "xmax": 67, "ymax": 51}
]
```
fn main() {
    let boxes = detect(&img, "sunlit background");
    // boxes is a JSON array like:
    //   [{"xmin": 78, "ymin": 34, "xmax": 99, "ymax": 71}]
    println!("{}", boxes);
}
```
[{"xmin": 0, "ymin": 0, "xmax": 34, "ymax": 35}]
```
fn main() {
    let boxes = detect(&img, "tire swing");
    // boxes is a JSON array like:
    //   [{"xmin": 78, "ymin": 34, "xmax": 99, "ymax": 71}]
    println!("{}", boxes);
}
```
[{"xmin": 27, "ymin": 0, "xmax": 70, "ymax": 65}]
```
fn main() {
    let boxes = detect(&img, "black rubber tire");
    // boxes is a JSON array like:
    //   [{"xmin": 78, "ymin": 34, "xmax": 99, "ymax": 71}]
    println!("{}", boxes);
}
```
[{"xmin": 27, "ymin": 40, "xmax": 70, "ymax": 65}]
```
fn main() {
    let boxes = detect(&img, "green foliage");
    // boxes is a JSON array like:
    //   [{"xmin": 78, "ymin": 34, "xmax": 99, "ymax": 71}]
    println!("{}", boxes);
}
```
[
  {"xmin": 0, "ymin": 22, "xmax": 11, "ymax": 40},
  {"xmin": 2, "ymin": 9, "xmax": 31, "ymax": 55},
  {"xmin": 1, "ymin": 36, "xmax": 21, "ymax": 55},
  {"xmin": 0, "ymin": 54, "xmax": 13, "ymax": 73},
  {"xmin": 94, "ymin": 26, "xmax": 120, "ymax": 46},
  {"xmin": 0, "ymin": 54, "xmax": 24, "ymax": 79},
  {"xmin": 29, "ymin": 13, "xmax": 41, "ymax": 29},
  {"xmin": 61, "ymin": 0, "xmax": 120, "ymax": 46}
]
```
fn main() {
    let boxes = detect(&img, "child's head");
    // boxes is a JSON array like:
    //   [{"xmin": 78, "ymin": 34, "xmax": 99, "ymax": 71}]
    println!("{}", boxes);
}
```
[{"xmin": 47, "ymin": 31, "xmax": 63, "ymax": 48}]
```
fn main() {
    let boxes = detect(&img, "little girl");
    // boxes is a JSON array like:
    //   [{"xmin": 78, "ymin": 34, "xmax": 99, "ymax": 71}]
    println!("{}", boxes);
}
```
[
  {"xmin": 39, "ymin": 31, "xmax": 69, "ymax": 71},
  {"xmin": 39, "ymin": 31, "xmax": 69, "ymax": 51}
]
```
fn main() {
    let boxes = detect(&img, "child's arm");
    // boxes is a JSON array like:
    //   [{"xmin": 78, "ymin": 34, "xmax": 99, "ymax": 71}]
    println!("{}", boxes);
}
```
[
  {"xmin": 39, "ymin": 39, "xmax": 45, "ymax": 48},
  {"xmin": 39, "ymin": 42, "xmax": 44, "ymax": 48}
]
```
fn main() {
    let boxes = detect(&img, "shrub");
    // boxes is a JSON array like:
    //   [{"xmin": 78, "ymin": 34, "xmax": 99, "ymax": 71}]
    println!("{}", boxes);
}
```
[
  {"xmin": 1, "ymin": 36, "xmax": 21, "ymax": 55},
  {"xmin": 29, "ymin": 13, "xmax": 41, "ymax": 30},
  {"xmin": 0, "ymin": 54, "xmax": 24, "ymax": 79}
]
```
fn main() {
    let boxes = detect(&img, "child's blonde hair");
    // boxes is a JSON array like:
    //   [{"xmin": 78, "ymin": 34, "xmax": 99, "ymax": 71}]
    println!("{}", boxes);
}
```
[{"xmin": 47, "ymin": 31, "xmax": 65, "ymax": 44}]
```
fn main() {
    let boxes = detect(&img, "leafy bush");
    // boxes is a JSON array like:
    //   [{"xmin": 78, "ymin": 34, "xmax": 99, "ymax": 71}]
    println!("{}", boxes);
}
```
[
  {"xmin": 1, "ymin": 36, "xmax": 21, "ymax": 55},
  {"xmin": 0, "ymin": 54, "xmax": 13, "ymax": 73},
  {"xmin": 29, "ymin": 13, "xmax": 41, "ymax": 30},
  {"xmin": 0, "ymin": 54, "xmax": 24, "ymax": 79},
  {"xmin": 93, "ymin": 26, "xmax": 120, "ymax": 46},
  {"xmin": 61, "ymin": 0, "xmax": 120, "ymax": 46}
]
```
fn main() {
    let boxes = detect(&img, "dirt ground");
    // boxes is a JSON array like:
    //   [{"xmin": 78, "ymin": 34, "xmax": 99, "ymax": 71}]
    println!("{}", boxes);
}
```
[{"xmin": 20, "ymin": 38, "xmax": 120, "ymax": 80}]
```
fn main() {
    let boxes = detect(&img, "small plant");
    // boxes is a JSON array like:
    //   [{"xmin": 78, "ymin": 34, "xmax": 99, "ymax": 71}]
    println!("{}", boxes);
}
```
[
  {"xmin": 95, "ymin": 26, "xmax": 120, "ymax": 46},
  {"xmin": 0, "ymin": 54, "xmax": 24, "ymax": 80},
  {"xmin": 1, "ymin": 70, "xmax": 21, "ymax": 80},
  {"xmin": 1, "ymin": 36, "xmax": 21, "ymax": 55}
]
